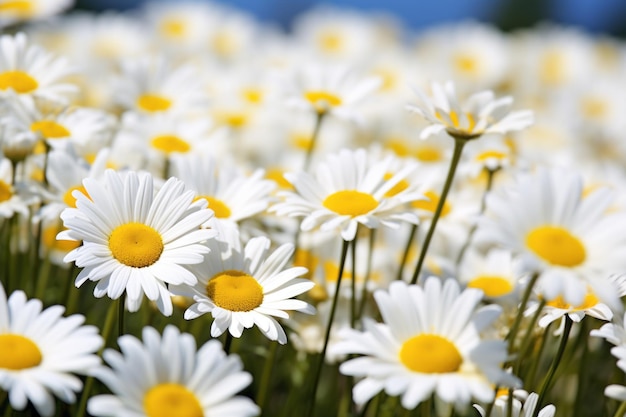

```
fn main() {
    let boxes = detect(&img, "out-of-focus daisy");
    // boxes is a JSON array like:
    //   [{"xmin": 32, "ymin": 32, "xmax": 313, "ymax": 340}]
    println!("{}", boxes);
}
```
[
  {"xmin": 0, "ymin": 282, "xmax": 102, "ymax": 417},
  {"xmin": 407, "ymin": 80, "xmax": 533, "ymax": 140},
  {"xmin": 173, "ymin": 230, "xmax": 314, "ymax": 344},
  {"xmin": 0, "ymin": 33, "xmax": 77, "ymax": 105},
  {"xmin": 0, "ymin": 0, "xmax": 73, "ymax": 27},
  {"xmin": 171, "ymin": 153, "xmax": 275, "ymax": 229},
  {"xmin": 88, "ymin": 325, "xmax": 259, "ymax": 417},
  {"xmin": 330, "ymin": 278, "xmax": 519, "ymax": 410},
  {"xmin": 271, "ymin": 148, "xmax": 423, "ymax": 241},
  {"xmin": 474, "ymin": 392, "xmax": 556, "ymax": 417},
  {"xmin": 114, "ymin": 56, "xmax": 208, "ymax": 115},
  {"xmin": 0, "ymin": 157, "xmax": 36, "ymax": 219},
  {"xmin": 277, "ymin": 64, "xmax": 381, "ymax": 124},
  {"xmin": 461, "ymin": 135, "xmax": 515, "ymax": 178},
  {"xmin": 58, "ymin": 169, "xmax": 216, "ymax": 316},
  {"xmin": 475, "ymin": 168, "xmax": 626, "ymax": 309}
]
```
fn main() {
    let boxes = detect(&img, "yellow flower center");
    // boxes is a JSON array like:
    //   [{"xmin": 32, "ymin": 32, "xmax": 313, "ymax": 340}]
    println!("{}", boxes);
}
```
[
  {"xmin": 30, "ymin": 120, "xmax": 71, "ymax": 139},
  {"xmin": 197, "ymin": 196, "xmax": 231, "ymax": 219},
  {"xmin": 546, "ymin": 292, "xmax": 599, "ymax": 311},
  {"xmin": 581, "ymin": 97, "xmax": 607, "ymax": 119},
  {"xmin": 0, "ymin": 70, "xmax": 38, "ymax": 93},
  {"xmin": 144, "ymin": 383, "xmax": 203, "ymax": 417},
  {"xmin": 476, "ymin": 150, "xmax": 507, "ymax": 162},
  {"xmin": 0, "ymin": 180, "xmax": 12, "ymax": 203},
  {"xmin": 214, "ymin": 110, "xmax": 249, "ymax": 128},
  {"xmin": 0, "ymin": 334, "xmax": 42, "ymax": 370},
  {"xmin": 206, "ymin": 270, "xmax": 264, "ymax": 312},
  {"xmin": 454, "ymin": 53, "xmax": 479, "ymax": 75},
  {"xmin": 383, "ymin": 172, "xmax": 409, "ymax": 197},
  {"xmin": 467, "ymin": 275, "xmax": 514, "ymax": 298},
  {"xmin": 540, "ymin": 51, "xmax": 565, "ymax": 86},
  {"xmin": 415, "ymin": 146, "xmax": 444, "ymax": 162},
  {"xmin": 290, "ymin": 133, "xmax": 312, "ymax": 150},
  {"xmin": 137, "ymin": 94, "xmax": 172, "ymax": 113},
  {"xmin": 399, "ymin": 334, "xmax": 462, "ymax": 373},
  {"xmin": 412, "ymin": 191, "xmax": 451, "ymax": 217},
  {"xmin": 319, "ymin": 32, "xmax": 343, "ymax": 52},
  {"xmin": 526, "ymin": 226, "xmax": 586, "ymax": 267},
  {"xmin": 293, "ymin": 248, "xmax": 319, "ymax": 279},
  {"xmin": 211, "ymin": 32, "xmax": 235, "ymax": 57},
  {"xmin": 322, "ymin": 190, "xmax": 378, "ymax": 216},
  {"xmin": 63, "ymin": 184, "xmax": 89, "ymax": 208},
  {"xmin": 241, "ymin": 87, "xmax": 263, "ymax": 104},
  {"xmin": 42, "ymin": 223, "xmax": 80, "ymax": 252},
  {"xmin": 373, "ymin": 68, "xmax": 397, "ymax": 91},
  {"xmin": 0, "ymin": 1, "xmax": 33, "ymax": 16},
  {"xmin": 265, "ymin": 168, "xmax": 293, "ymax": 190},
  {"xmin": 304, "ymin": 90, "xmax": 342, "ymax": 113},
  {"xmin": 151, "ymin": 135, "xmax": 191, "ymax": 154},
  {"xmin": 160, "ymin": 18, "xmax": 186, "ymax": 38},
  {"xmin": 109, "ymin": 223, "xmax": 164, "ymax": 268}
]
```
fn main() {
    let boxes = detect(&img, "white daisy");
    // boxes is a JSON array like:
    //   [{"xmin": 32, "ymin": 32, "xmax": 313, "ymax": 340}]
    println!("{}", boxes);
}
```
[
  {"xmin": 474, "ymin": 168, "xmax": 626, "ymax": 310},
  {"xmin": 406, "ymin": 80, "xmax": 533, "ymax": 140},
  {"xmin": 474, "ymin": 392, "xmax": 556, "ymax": 417},
  {"xmin": 57, "ymin": 169, "xmax": 216, "ymax": 316},
  {"xmin": 330, "ymin": 278, "xmax": 519, "ymax": 410},
  {"xmin": 0, "ymin": 282, "xmax": 102, "ymax": 417},
  {"xmin": 0, "ymin": 157, "xmax": 36, "ymax": 219},
  {"xmin": 0, "ymin": 0, "xmax": 73, "ymax": 27},
  {"xmin": 88, "ymin": 324, "xmax": 259, "ymax": 417},
  {"xmin": 270, "ymin": 148, "xmax": 423, "ymax": 241},
  {"xmin": 173, "ymin": 229, "xmax": 314, "ymax": 344},
  {"xmin": 0, "ymin": 32, "xmax": 77, "ymax": 105}
]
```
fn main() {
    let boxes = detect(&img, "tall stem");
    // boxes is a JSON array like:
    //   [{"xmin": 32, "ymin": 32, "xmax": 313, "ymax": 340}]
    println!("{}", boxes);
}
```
[
  {"xmin": 257, "ymin": 341, "xmax": 278, "ymax": 414},
  {"xmin": 118, "ymin": 293, "xmax": 126, "ymax": 338},
  {"xmin": 303, "ymin": 112, "xmax": 325, "ymax": 172},
  {"xmin": 410, "ymin": 137, "xmax": 467, "ymax": 285},
  {"xmin": 506, "ymin": 272, "xmax": 540, "ymax": 354},
  {"xmin": 395, "ymin": 224, "xmax": 417, "ymax": 281},
  {"xmin": 307, "ymin": 239, "xmax": 350, "ymax": 417}
]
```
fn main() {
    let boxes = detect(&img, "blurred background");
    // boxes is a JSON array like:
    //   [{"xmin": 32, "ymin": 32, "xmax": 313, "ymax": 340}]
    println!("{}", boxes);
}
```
[{"xmin": 74, "ymin": 0, "xmax": 626, "ymax": 37}]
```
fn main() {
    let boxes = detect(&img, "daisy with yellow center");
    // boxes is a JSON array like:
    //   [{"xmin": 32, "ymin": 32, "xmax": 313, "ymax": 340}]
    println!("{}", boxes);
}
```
[
  {"xmin": 0, "ymin": 283, "xmax": 102, "ymax": 417},
  {"xmin": 271, "ymin": 148, "xmax": 423, "ymax": 241},
  {"xmin": 172, "ymin": 228, "xmax": 315, "ymax": 344},
  {"xmin": 330, "ymin": 278, "xmax": 519, "ymax": 410},
  {"xmin": 0, "ymin": 0, "xmax": 72, "ymax": 26},
  {"xmin": 0, "ymin": 33, "xmax": 77, "ymax": 105},
  {"xmin": 475, "ymin": 168, "xmax": 626, "ymax": 310},
  {"xmin": 88, "ymin": 325, "xmax": 259, "ymax": 417},
  {"xmin": 0, "ymin": 157, "xmax": 34, "ymax": 219},
  {"xmin": 459, "ymin": 248, "xmax": 523, "ymax": 302},
  {"xmin": 57, "ymin": 169, "xmax": 216, "ymax": 316},
  {"xmin": 407, "ymin": 80, "xmax": 533, "ymax": 141}
]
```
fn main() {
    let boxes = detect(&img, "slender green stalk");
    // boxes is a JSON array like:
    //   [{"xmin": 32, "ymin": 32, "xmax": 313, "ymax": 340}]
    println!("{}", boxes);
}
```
[
  {"xmin": 455, "ymin": 167, "xmax": 499, "ymax": 266},
  {"xmin": 223, "ymin": 332, "xmax": 234, "ymax": 354},
  {"xmin": 303, "ymin": 112, "xmax": 325, "ymax": 172},
  {"xmin": 506, "ymin": 388, "xmax": 514, "ymax": 417},
  {"xmin": 34, "ymin": 254, "xmax": 52, "ymax": 301},
  {"xmin": 535, "ymin": 316, "xmax": 574, "ymax": 416},
  {"xmin": 357, "ymin": 229, "xmax": 375, "ymax": 319},
  {"xmin": 118, "ymin": 293, "xmax": 126, "ymax": 338},
  {"xmin": 526, "ymin": 323, "xmax": 552, "ymax": 389},
  {"xmin": 307, "ymin": 239, "xmax": 350, "ymax": 417},
  {"xmin": 573, "ymin": 319, "xmax": 590, "ymax": 417},
  {"xmin": 513, "ymin": 299, "xmax": 546, "ymax": 374},
  {"xmin": 256, "ymin": 341, "xmax": 278, "ymax": 412},
  {"xmin": 506, "ymin": 272, "xmax": 540, "ymax": 354},
  {"xmin": 395, "ymin": 224, "xmax": 417, "ymax": 281},
  {"xmin": 410, "ymin": 137, "xmax": 467, "ymax": 285},
  {"xmin": 64, "ymin": 266, "xmax": 80, "ymax": 315},
  {"xmin": 613, "ymin": 401, "xmax": 626, "ymax": 417},
  {"xmin": 350, "ymin": 228, "xmax": 358, "ymax": 328}
]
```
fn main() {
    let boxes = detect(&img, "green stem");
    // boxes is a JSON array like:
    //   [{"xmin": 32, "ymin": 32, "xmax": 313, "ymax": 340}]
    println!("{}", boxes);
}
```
[
  {"xmin": 357, "ymin": 229, "xmax": 375, "ymax": 319},
  {"xmin": 118, "ymin": 293, "xmax": 126, "ymax": 338},
  {"xmin": 572, "ymin": 319, "xmax": 590, "ymax": 417},
  {"xmin": 455, "ymin": 167, "xmax": 498, "ymax": 266},
  {"xmin": 506, "ymin": 272, "xmax": 540, "ymax": 354},
  {"xmin": 303, "ymin": 112, "xmax": 325, "ymax": 172},
  {"xmin": 535, "ymin": 316, "xmax": 574, "ymax": 416},
  {"xmin": 307, "ymin": 239, "xmax": 350, "ymax": 417},
  {"xmin": 513, "ymin": 299, "xmax": 546, "ymax": 375},
  {"xmin": 256, "ymin": 341, "xmax": 278, "ymax": 412},
  {"xmin": 527, "ymin": 323, "xmax": 552, "ymax": 389},
  {"xmin": 613, "ymin": 401, "xmax": 626, "ymax": 417},
  {"xmin": 350, "ymin": 229, "xmax": 357, "ymax": 328},
  {"xmin": 410, "ymin": 137, "xmax": 466, "ymax": 285},
  {"xmin": 223, "ymin": 332, "xmax": 234, "ymax": 355},
  {"xmin": 34, "ymin": 254, "xmax": 52, "ymax": 301},
  {"xmin": 64, "ymin": 266, "xmax": 80, "ymax": 315},
  {"xmin": 396, "ymin": 224, "xmax": 417, "ymax": 281}
]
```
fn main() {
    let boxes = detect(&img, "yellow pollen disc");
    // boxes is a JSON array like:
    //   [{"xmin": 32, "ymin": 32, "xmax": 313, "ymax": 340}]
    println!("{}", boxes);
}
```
[
  {"xmin": 30, "ymin": 120, "xmax": 71, "ymax": 139},
  {"xmin": 385, "ymin": 138, "xmax": 409, "ymax": 157},
  {"xmin": 293, "ymin": 248, "xmax": 319, "ymax": 279},
  {"xmin": 0, "ymin": 1, "xmax": 33, "ymax": 16},
  {"xmin": 454, "ymin": 53, "xmax": 478, "ymax": 74},
  {"xmin": 265, "ymin": 168, "xmax": 293, "ymax": 190},
  {"xmin": 467, "ymin": 275, "xmax": 514, "ymax": 298},
  {"xmin": 415, "ymin": 146, "xmax": 443, "ymax": 162},
  {"xmin": 373, "ymin": 69, "xmax": 396, "ymax": 91},
  {"xmin": 547, "ymin": 292, "xmax": 599, "ymax": 311},
  {"xmin": 383, "ymin": 172, "xmax": 409, "ymax": 197},
  {"xmin": 399, "ymin": 334, "xmax": 462, "ymax": 373},
  {"xmin": 43, "ymin": 223, "xmax": 80, "ymax": 252},
  {"xmin": 319, "ymin": 32, "xmax": 343, "ymax": 52},
  {"xmin": 304, "ymin": 90, "xmax": 342, "ymax": 112},
  {"xmin": 526, "ymin": 226, "xmax": 586, "ymax": 267},
  {"xmin": 63, "ymin": 184, "xmax": 89, "ymax": 208},
  {"xmin": 540, "ymin": 51, "xmax": 565, "ymax": 86},
  {"xmin": 214, "ymin": 110, "xmax": 249, "ymax": 128},
  {"xmin": 324, "ymin": 260, "xmax": 354, "ymax": 284},
  {"xmin": 211, "ymin": 32, "xmax": 235, "ymax": 56},
  {"xmin": 0, "ymin": 180, "xmax": 12, "ymax": 203},
  {"xmin": 0, "ymin": 70, "xmax": 38, "ymax": 94},
  {"xmin": 322, "ymin": 190, "xmax": 378, "ymax": 216},
  {"xmin": 242, "ymin": 88, "xmax": 263, "ymax": 104},
  {"xmin": 581, "ymin": 97, "xmax": 607, "ymax": 119},
  {"xmin": 476, "ymin": 150, "xmax": 507, "ymax": 162},
  {"xmin": 151, "ymin": 135, "xmax": 191, "ymax": 154},
  {"xmin": 0, "ymin": 334, "xmax": 42, "ymax": 370},
  {"xmin": 197, "ymin": 196, "xmax": 231, "ymax": 219},
  {"xmin": 290, "ymin": 133, "xmax": 312, "ymax": 150},
  {"xmin": 206, "ymin": 270, "xmax": 264, "ymax": 312},
  {"xmin": 137, "ymin": 94, "xmax": 172, "ymax": 112},
  {"xmin": 438, "ymin": 110, "xmax": 476, "ymax": 133},
  {"xmin": 144, "ymin": 383, "xmax": 203, "ymax": 417},
  {"xmin": 160, "ymin": 19, "xmax": 186, "ymax": 38},
  {"xmin": 109, "ymin": 223, "xmax": 164, "ymax": 268},
  {"xmin": 413, "ymin": 191, "xmax": 451, "ymax": 217}
]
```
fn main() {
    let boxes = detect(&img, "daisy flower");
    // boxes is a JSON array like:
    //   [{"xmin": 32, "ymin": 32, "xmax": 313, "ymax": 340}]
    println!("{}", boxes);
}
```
[
  {"xmin": 0, "ymin": 0, "xmax": 73, "ymax": 27},
  {"xmin": 57, "ymin": 169, "xmax": 216, "ymax": 316},
  {"xmin": 88, "ymin": 325, "xmax": 259, "ymax": 417},
  {"xmin": 172, "ymin": 228, "xmax": 314, "ymax": 344},
  {"xmin": 0, "ymin": 282, "xmax": 102, "ymax": 417},
  {"xmin": 474, "ymin": 392, "xmax": 556, "ymax": 417},
  {"xmin": 270, "ymin": 148, "xmax": 423, "ymax": 241},
  {"xmin": 406, "ymin": 80, "xmax": 533, "ymax": 140},
  {"xmin": 277, "ymin": 64, "xmax": 381, "ymax": 124},
  {"xmin": 474, "ymin": 168, "xmax": 626, "ymax": 310},
  {"xmin": 329, "ymin": 278, "xmax": 519, "ymax": 410},
  {"xmin": 0, "ymin": 32, "xmax": 77, "ymax": 105},
  {"xmin": 0, "ymin": 157, "xmax": 36, "ymax": 219}
]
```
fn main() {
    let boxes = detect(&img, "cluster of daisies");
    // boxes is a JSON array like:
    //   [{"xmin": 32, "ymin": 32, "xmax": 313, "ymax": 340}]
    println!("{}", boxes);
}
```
[{"xmin": 2, "ymin": 0, "xmax": 626, "ymax": 416}]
